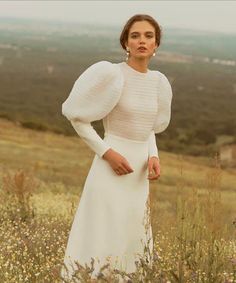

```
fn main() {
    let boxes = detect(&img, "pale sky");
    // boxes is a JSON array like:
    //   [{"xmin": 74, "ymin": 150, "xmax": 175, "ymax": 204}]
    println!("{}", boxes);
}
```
[{"xmin": 0, "ymin": 1, "xmax": 236, "ymax": 34}]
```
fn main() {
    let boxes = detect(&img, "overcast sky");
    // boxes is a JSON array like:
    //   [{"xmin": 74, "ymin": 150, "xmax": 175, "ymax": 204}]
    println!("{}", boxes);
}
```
[{"xmin": 0, "ymin": 1, "xmax": 236, "ymax": 34}]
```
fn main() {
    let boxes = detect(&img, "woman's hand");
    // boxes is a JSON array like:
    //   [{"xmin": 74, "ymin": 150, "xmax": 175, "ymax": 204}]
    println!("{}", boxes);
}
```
[
  {"xmin": 147, "ymin": 156, "xmax": 160, "ymax": 180},
  {"xmin": 102, "ymin": 148, "xmax": 134, "ymax": 176}
]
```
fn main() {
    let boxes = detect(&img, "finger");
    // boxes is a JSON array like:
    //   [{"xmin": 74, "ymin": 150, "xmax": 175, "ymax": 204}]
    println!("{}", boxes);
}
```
[
  {"xmin": 153, "ymin": 165, "xmax": 159, "ymax": 176},
  {"xmin": 116, "ymin": 170, "xmax": 123, "ymax": 175},
  {"xmin": 123, "ymin": 161, "xmax": 134, "ymax": 173},
  {"xmin": 115, "ymin": 168, "xmax": 122, "ymax": 175},
  {"xmin": 148, "ymin": 164, "xmax": 156, "ymax": 177},
  {"xmin": 147, "ymin": 169, "xmax": 160, "ymax": 180},
  {"xmin": 116, "ymin": 164, "xmax": 130, "ymax": 175},
  {"xmin": 148, "ymin": 160, "xmax": 153, "ymax": 173},
  {"xmin": 153, "ymin": 162, "xmax": 161, "ymax": 175},
  {"xmin": 148, "ymin": 175, "xmax": 158, "ymax": 180},
  {"xmin": 148, "ymin": 168, "xmax": 153, "ymax": 176},
  {"xmin": 148, "ymin": 174, "xmax": 160, "ymax": 180},
  {"xmin": 148, "ymin": 169, "xmax": 153, "ymax": 178},
  {"xmin": 119, "ymin": 164, "xmax": 130, "ymax": 174}
]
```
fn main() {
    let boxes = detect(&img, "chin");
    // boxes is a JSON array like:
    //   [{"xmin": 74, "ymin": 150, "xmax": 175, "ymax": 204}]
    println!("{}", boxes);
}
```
[{"xmin": 135, "ymin": 54, "xmax": 149, "ymax": 59}]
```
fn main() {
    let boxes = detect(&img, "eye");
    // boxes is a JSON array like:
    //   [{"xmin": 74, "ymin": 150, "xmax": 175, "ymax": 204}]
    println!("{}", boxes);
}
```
[{"xmin": 131, "ymin": 34, "xmax": 138, "ymax": 38}]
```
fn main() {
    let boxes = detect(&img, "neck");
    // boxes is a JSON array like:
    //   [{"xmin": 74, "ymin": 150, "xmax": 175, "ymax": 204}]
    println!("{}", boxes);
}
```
[{"xmin": 126, "ymin": 58, "xmax": 149, "ymax": 73}]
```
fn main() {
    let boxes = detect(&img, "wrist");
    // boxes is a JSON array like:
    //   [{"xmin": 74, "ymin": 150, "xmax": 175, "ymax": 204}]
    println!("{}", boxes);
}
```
[
  {"xmin": 102, "ymin": 148, "xmax": 113, "ymax": 160},
  {"xmin": 149, "ymin": 156, "xmax": 160, "ymax": 161}
]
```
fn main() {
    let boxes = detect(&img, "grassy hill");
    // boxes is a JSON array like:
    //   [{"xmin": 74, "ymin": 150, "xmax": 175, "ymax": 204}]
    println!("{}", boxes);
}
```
[
  {"xmin": 0, "ymin": 117, "xmax": 235, "ymax": 226},
  {"xmin": 0, "ymin": 118, "xmax": 235, "ymax": 281}
]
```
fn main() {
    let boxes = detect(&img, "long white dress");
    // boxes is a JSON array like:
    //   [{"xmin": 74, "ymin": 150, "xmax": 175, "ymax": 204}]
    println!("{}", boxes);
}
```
[{"xmin": 60, "ymin": 61, "xmax": 173, "ymax": 281}]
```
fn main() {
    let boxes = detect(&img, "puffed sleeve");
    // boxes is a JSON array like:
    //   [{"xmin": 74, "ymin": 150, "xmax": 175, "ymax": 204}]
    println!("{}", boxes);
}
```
[
  {"xmin": 153, "ymin": 73, "xmax": 173, "ymax": 134},
  {"xmin": 62, "ymin": 60, "xmax": 124, "ymax": 158},
  {"xmin": 148, "ymin": 72, "xmax": 173, "ymax": 161}
]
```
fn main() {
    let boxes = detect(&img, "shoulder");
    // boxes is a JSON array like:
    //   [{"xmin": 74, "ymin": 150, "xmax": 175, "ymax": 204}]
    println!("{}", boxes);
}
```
[
  {"xmin": 72, "ymin": 60, "xmax": 124, "ymax": 95},
  {"xmin": 80, "ymin": 60, "xmax": 121, "ymax": 79},
  {"xmin": 151, "ymin": 69, "xmax": 171, "ymax": 85},
  {"xmin": 152, "ymin": 70, "xmax": 172, "ymax": 91},
  {"xmin": 85, "ymin": 60, "xmax": 115, "ymax": 71},
  {"xmin": 151, "ymin": 70, "xmax": 173, "ymax": 99},
  {"xmin": 73, "ymin": 60, "xmax": 123, "ymax": 87}
]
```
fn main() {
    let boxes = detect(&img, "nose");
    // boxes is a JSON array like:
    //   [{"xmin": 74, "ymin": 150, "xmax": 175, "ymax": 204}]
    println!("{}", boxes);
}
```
[{"xmin": 139, "ymin": 35, "xmax": 146, "ymax": 44}]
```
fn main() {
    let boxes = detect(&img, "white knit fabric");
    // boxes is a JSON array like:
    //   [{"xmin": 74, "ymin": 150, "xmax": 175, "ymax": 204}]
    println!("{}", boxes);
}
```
[
  {"xmin": 62, "ymin": 60, "xmax": 173, "ymax": 158},
  {"xmin": 61, "ymin": 61, "xmax": 173, "ymax": 281}
]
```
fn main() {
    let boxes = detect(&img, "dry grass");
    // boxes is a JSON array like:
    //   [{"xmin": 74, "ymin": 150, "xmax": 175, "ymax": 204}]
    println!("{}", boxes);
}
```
[{"xmin": 0, "ymin": 118, "xmax": 236, "ymax": 282}]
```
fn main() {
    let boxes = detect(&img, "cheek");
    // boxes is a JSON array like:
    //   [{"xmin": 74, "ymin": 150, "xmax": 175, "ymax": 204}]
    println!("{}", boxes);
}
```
[
  {"xmin": 148, "ymin": 41, "xmax": 156, "ymax": 49},
  {"xmin": 129, "ymin": 41, "xmax": 137, "ymax": 48}
]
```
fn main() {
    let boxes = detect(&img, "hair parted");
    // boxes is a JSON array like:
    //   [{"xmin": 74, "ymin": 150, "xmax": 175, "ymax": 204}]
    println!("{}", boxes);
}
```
[{"xmin": 119, "ymin": 14, "xmax": 162, "ymax": 51}]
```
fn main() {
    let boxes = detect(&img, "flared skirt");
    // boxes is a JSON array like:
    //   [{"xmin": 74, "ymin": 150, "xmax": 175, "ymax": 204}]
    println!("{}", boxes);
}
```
[{"xmin": 61, "ymin": 132, "xmax": 153, "ymax": 281}]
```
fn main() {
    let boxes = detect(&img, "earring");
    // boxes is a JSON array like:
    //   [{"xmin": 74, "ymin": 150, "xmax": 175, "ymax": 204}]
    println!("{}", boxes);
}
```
[
  {"xmin": 153, "ymin": 49, "xmax": 156, "ymax": 57},
  {"xmin": 126, "ymin": 46, "xmax": 130, "ymax": 61}
]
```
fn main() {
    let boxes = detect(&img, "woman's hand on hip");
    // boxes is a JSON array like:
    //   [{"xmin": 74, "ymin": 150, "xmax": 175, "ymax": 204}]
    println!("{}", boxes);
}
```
[
  {"xmin": 147, "ymin": 156, "xmax": 160, "ymax": 180},
  {"xmin": 102, "ymin": 148, "xmax": 134, "ymax": 176}
]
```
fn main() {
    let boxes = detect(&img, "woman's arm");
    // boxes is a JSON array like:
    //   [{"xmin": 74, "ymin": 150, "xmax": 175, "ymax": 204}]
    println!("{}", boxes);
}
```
[
  {"xmin": 148, "ymin": 130, "xmax": 159, "ymax": 160},
  {"xmin": 147, "ymin": 130, "xmax": 160, "ymax": 180},
  {"xmin": 70, "ymin": 120, "xmax": 111, "ymax": 158},
  {"xmin": 62, "ymin": 60, "xmax": 124, "ymax": 158}
]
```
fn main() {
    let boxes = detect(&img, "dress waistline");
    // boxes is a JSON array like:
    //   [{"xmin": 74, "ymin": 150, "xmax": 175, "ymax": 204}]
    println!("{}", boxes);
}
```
[{"xmin": 104, "ymin": 132, "xmax": 148, "ymax": 144}]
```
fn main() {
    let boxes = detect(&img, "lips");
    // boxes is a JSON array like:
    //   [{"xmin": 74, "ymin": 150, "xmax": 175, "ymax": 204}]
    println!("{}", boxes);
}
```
[{"xmin": 138, "ymin": 47, "xmax": 147, "ymax": 51}]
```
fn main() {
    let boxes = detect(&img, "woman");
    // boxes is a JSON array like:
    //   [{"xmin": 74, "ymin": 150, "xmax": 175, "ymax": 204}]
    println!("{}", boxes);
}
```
[{"xmin": 61, "ymin": 14, "xmax": 173, "ymax": 281}]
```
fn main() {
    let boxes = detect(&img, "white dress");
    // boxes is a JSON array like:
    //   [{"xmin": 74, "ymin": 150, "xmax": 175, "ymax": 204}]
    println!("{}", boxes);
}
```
[{"xmin": 60, "ymin": 61, "xmax": 173, "ymax": 281}]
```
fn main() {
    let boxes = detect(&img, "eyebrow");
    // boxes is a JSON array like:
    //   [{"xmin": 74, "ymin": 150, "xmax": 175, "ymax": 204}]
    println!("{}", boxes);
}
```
[{"xmin": 130, "ymin": 31, "xmax": 154, "ymax": 35}]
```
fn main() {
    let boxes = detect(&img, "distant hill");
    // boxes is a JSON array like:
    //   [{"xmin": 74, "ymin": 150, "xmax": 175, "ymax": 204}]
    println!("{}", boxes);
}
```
[{"xmin": 0, "ymin": 17, "xmax": 235, "ymax": 157}]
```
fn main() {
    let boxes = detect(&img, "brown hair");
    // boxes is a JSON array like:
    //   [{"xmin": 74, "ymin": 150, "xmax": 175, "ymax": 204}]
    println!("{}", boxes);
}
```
[{"xmin": 120, "ymin": 14, "xmax": 162, "ymax": 51}]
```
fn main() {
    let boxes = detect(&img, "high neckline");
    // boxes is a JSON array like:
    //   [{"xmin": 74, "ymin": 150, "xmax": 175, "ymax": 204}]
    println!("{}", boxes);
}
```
[{"xmin": 122, "ymin": 62, "xmax": 151, "ymax": 75}]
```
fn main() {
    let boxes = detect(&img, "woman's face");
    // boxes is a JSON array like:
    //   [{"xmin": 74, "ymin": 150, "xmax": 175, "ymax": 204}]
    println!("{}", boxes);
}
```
[{"xmin": 126, "ymin": 20, "xmax": 157, "ymax": 60}]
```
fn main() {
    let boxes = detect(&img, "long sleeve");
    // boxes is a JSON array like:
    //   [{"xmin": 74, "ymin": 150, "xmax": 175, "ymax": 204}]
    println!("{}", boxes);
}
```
[
  {"xmin": 62, "ymin": 60, "xmax": 124, "ymax": 158},
  {"xmin": 70, "ymin": 120, "xmax": 111, "ymax": 158},
  {"xmin": 153, "ymin": 73, "xmax": 173, "ymax": 134},
  {"xmin": 148, "ymin": 130, "xmax": 159, "ymax": 159}
]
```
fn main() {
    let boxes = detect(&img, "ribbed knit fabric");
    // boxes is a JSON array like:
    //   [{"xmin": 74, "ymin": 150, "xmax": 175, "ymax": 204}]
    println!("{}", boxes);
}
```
[
  {"xmin": 103, "ymin": 62, "xmax": 158, "ymax": 140},
  {"xmin": 62, "ymin": 60, "xmax": 172, "ymax": 158},
  {"xmin": 61, "ymin": 62, "xmax": 173, "ymax": 280}
]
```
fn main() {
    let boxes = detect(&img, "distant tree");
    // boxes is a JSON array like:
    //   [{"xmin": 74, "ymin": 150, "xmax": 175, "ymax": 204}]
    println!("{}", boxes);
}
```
[
  {"xmin": 223, "ymin": 120, "xmax": 236, "ymax": 135},
  {"xmin": 194, "ymin": 128, "xmax": 216, "ymax": 144}
]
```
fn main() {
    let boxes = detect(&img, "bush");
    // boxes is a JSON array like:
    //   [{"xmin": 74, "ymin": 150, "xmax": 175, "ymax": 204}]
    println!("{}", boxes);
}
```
[
  {"xmin": 0, "ymin": 169, "xmax": 39, "ymax": 222},
  {"xmin": 21, "ymin": 121, "xmax": 48, "ymax": 132}
]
